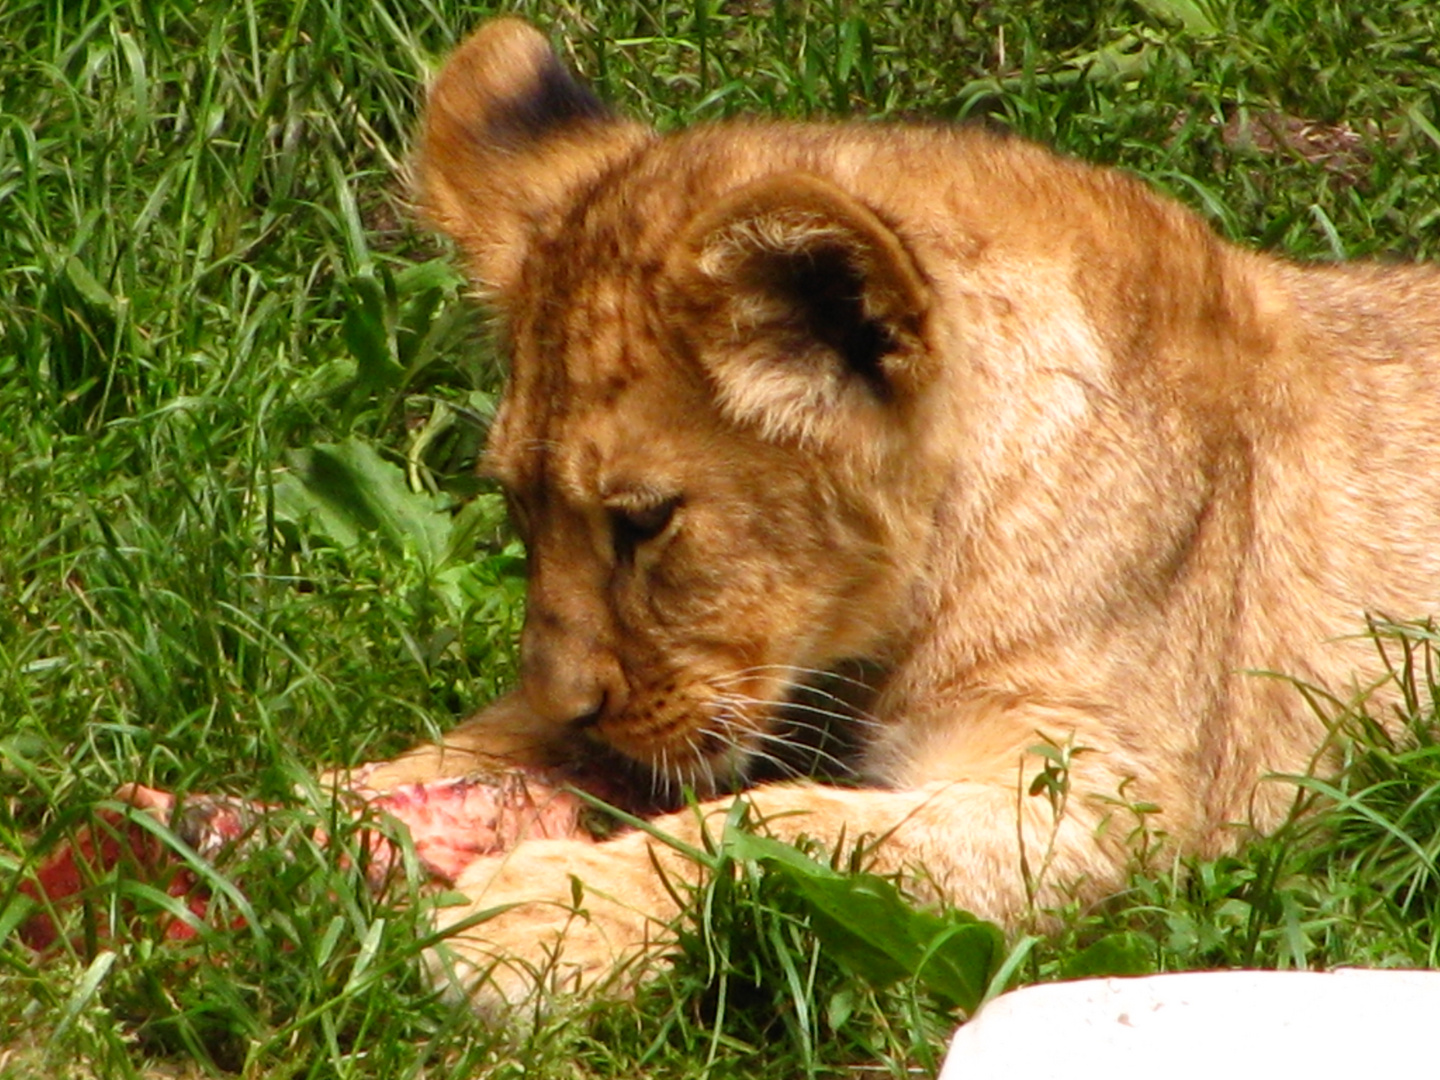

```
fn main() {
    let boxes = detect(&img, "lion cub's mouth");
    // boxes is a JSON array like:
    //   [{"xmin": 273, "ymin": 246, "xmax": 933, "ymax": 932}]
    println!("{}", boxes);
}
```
[{"xmin": 588, "ymin": 662, "xmax": 884, "ymax": 798}]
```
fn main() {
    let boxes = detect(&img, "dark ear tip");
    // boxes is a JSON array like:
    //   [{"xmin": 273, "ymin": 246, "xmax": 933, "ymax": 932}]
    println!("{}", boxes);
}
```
[{"xmin": 428, "ymin": 18, "xmax": 609, "ymax": 149}]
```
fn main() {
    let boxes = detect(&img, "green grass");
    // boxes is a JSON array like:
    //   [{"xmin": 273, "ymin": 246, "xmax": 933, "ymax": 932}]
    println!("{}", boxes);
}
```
[{"xmin": 3, "ymin": 0, "xmax": 1440, "ymax": 1076}]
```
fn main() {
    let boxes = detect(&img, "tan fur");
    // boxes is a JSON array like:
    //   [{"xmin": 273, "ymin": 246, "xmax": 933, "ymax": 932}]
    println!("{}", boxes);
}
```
[{"xmin": 372, "ymin": 18, "xmax": 1440, "ymax": 1011}]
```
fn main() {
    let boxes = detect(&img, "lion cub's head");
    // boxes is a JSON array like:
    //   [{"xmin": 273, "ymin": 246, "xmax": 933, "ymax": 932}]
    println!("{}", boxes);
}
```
[{"xmin": 415, "ymin": 20, "xmax": 968, "ymax": 791}]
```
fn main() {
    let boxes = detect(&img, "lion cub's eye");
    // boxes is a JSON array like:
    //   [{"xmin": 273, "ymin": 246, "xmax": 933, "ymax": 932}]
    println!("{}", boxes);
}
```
[{"xmin": 609, "ymin": 495, "xmax": 681, "ymax": 562}]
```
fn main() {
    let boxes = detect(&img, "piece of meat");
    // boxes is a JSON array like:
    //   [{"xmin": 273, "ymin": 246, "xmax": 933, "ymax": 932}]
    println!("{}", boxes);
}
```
[
  {"xmin": 17, "ymin": 766, "xmax": 609, "ymax": 952},
  {"xmin": 360, "ymin": 772, "xmax": 592, "ymax": 884},
  {"xmin": 17, "ymin": 800, "xmax": 215, "ymax": 950}
]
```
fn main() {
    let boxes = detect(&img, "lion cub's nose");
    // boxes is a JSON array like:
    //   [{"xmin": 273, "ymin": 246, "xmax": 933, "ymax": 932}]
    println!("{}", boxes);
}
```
[
  {"xmin": 521, "ymin": 657, "xmax": 604, "ymax": 726},
  {"xmin": 520, "ymin": 634, "xmax": 626, "ymax": 729}
]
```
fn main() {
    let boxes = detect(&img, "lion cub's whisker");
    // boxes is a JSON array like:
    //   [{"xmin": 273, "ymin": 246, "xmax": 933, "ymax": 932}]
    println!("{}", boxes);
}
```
[
  {"xmin": 715, "ymin": 663, "xmax": 884, "ymax": 700},
  {"xmin": 709, "ymin": 671, "xmax": 884, "ymax": 728}
]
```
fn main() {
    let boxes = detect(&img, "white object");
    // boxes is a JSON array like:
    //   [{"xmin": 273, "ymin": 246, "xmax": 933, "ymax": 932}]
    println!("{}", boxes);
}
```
[{"xmin": 940, "ymin": 969, "xmax": 1440, "ymax": 1079}]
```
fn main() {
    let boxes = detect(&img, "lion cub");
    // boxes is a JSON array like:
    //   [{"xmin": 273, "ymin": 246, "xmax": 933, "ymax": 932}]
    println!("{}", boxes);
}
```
[{"xmin": 379, "ymin": 18, "xmax": 1440, "ymax": 1009}]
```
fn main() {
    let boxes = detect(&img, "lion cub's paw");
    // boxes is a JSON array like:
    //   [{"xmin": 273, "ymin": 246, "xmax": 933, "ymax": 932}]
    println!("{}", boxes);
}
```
[{"xmin": 423, "ymin": 831, "xmax": 691, "ymax": 1014}]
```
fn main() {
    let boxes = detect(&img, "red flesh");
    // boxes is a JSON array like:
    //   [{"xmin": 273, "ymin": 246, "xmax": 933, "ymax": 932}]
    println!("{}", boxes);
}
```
[{"xmin": 17, "ymin": 767, "xmax": 606, "ymax": 952}]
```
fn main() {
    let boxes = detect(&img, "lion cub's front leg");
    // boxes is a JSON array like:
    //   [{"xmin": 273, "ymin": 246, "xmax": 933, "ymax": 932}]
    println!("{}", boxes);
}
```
[
  {"xmin": 327, "ymin": 692, "xmax": 564, "ymax": 793},
  {"xmin": 427, "ymin": 762, "xmax": 1132, "ymax": 1013}
]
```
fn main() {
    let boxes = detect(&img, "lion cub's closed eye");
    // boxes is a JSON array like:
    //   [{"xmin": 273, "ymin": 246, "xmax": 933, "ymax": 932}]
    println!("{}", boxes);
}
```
[
  {"xmin": 380, "ymin": 16, "xmax": 1440, "ymax": 1012},
  {"xmin": 606, "ymin": 493, "xmax": 681, "ymax": 555}
]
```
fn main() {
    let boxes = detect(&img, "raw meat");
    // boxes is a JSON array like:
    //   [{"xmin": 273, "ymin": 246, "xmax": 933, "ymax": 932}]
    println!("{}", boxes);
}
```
[{"xmin": 17, "ymin": 765, "xmax": 607, "ymax": 951}]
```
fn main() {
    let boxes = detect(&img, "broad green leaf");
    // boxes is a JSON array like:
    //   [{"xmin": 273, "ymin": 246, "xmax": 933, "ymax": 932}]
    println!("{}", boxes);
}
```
[
  {"xmin": 723, "ymin": 824, "xmax": 1003, "ymax": 1013},
  {"xmin": 722, "ymin": 827, "xmax": 840, "ymax": 877},
  {"xmin": 274, "ymin": 439, "xmax": 451, "ymax": 566},
  {"xmin": 1057, "ymin": 931, "xmax": 1156, "ymax": 980}
]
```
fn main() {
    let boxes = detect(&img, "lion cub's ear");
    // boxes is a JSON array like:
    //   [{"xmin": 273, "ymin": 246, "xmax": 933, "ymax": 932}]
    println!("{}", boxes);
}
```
[
  {"xmin": 668, "ymin": 172, "xmax": 933, "ymax": 442},
  {"xmin": 413, "ymin": 19, "xmax": 650, "ymax": 297}
]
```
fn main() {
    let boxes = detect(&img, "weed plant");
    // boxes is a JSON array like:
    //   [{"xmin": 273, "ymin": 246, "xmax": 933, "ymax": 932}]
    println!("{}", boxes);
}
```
[{"xmin": 3, "ymin": 1, "xmax": 1439, "ymax": 1076}]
